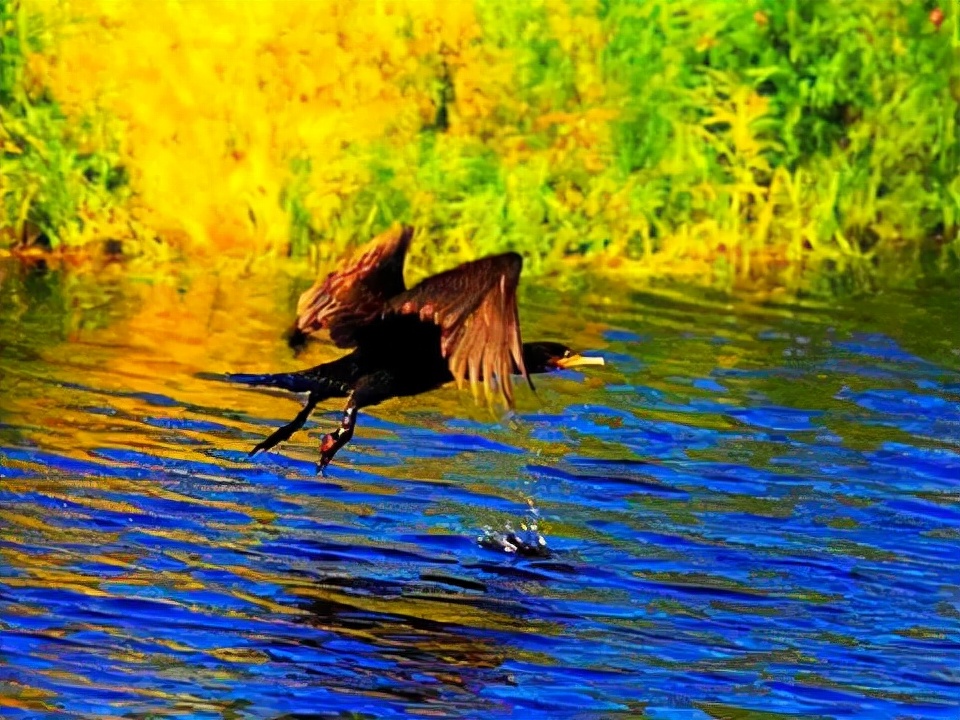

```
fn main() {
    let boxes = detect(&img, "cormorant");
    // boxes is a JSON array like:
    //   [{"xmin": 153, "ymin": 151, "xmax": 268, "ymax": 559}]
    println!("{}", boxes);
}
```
[{"xmin": 228, "ymin": 225, "xmax": 604, "ymax": 469}]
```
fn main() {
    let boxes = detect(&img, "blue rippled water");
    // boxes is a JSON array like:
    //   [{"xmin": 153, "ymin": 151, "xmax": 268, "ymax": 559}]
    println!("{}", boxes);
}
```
[{"xmin": 1, "ymin": 262, "xmax": 958, "ymax": 718}]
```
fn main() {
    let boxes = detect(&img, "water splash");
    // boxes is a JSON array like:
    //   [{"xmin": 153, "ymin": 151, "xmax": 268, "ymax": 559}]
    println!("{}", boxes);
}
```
[{"xmin": 478, "ymin": 502, "xmax": 550, "ymax": 558}]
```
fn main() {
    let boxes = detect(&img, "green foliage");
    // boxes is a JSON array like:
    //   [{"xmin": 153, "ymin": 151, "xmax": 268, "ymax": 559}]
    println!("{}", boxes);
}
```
[
  {"xmin": 329, "ymin": 0, "xmax": 959, "ymax": 291},
  {"xmin": 0, "ymin": 0, "xmax": 129, "ymax": 250},
  {"xmin": 3, "ymin": 0, "xmax": 959, "ymax": 295}
]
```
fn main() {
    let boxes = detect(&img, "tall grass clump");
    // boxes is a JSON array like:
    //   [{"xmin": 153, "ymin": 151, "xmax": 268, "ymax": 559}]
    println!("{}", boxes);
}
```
[
  {"xmin": 7, "ymin": 0, "xmax": 960, "ymax": 292},
  {"xmin": 0, "ymin": 0, "xmax": 141, "ymax": 253}
]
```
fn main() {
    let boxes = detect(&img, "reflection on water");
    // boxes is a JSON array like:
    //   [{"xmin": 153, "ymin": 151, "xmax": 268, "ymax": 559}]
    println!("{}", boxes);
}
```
[{"xmin": 1, "ymin": 259, "xmax": 959, "ymax": 718}]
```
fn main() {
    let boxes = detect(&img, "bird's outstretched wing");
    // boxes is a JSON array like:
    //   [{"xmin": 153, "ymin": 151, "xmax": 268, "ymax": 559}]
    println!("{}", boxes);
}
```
[
  {"xmin": 384, "ymin": 252, "xmax": 532, "ymax": 408},
  {"xmin": 295, "ymin": 224, "xmax": 413, "ymax": 348}
]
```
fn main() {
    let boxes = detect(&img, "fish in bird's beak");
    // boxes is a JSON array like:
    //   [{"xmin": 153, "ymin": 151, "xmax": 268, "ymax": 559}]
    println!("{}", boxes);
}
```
[{"xmin": 555, "ymin": 353, "xmax": 606, "ymax": 370}]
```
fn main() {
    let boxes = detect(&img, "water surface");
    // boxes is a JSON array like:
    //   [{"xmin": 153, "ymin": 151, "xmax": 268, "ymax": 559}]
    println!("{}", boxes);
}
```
[{"xmin": 1, "ymin": 260, "xmax": 958, "ymax": 718}]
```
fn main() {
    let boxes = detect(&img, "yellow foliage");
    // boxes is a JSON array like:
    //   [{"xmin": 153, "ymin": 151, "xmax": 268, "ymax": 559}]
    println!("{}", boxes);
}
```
[{"xmin": 26, "ymin": 0, "xmax": 485, "ymax": 256}]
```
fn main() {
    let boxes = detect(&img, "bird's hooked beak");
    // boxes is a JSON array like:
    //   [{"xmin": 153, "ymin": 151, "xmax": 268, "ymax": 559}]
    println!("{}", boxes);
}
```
[{"xmin": 555, "ymin": 353, "xmax": 605, "ymax": 370}]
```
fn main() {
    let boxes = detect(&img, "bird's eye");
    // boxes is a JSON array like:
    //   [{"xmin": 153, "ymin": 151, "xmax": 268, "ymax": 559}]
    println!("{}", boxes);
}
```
[{"xmin": 563, "ymin": 350, "xmax": 571, "ymax": 357}]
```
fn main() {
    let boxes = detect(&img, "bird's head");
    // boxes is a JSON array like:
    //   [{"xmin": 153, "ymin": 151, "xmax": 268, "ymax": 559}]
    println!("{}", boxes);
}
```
[{"xmin": 522, "ymin": 341, "xmax": 606, "ymax": 374}]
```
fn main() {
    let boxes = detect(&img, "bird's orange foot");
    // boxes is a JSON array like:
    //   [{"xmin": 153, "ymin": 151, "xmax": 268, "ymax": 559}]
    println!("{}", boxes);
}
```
[
  {"xmin": 318, "ymin": 432, "xmax": 341, "ymax": 473},
  {"xmin": 318, "ymin": 398, "xmax": 358, "ymax": 474}
]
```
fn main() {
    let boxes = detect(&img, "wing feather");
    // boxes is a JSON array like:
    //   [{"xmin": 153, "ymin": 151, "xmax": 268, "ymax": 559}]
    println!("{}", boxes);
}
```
[
  {"xmin": 384, "ymin": 252, "xmax": 531, "ymax": 408},
  {"xmin": 295, "ymin": 225, "xmax": 413, "ymax": 347}
]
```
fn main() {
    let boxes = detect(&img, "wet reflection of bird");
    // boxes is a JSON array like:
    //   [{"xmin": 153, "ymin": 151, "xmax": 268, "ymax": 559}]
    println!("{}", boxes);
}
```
[{"xmin": 228, "ymin": 225, "xmax": 604, "ymax": 470}]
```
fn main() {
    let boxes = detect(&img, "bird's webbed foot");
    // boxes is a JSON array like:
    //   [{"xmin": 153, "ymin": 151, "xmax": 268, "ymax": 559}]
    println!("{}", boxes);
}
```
[
  {"xmin": 318, "ymin": 397, "xmax": 358, "ymax": 473},
  {"xmin": 316, "ymin": 373, "xmax": 394, "ymax": 473}
]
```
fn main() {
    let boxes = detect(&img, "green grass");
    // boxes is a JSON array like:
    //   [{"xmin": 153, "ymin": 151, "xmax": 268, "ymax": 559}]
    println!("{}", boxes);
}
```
[
  {"xmin": 3, "ymin": 0, "xmax": 959, "ymax": 295},
  {"xmin": 288, "ymin": 0, "xmax": 960, "ymax": 292},
  {"xmin": 0, "ymin": 0, "xmax": 137, "ymax": 252}
]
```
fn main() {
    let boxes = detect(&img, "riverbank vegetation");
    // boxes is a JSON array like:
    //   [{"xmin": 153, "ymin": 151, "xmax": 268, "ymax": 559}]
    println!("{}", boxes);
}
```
[{"xmin": 1, "ymin": 0, "xmax": 957, "ymax": 293}]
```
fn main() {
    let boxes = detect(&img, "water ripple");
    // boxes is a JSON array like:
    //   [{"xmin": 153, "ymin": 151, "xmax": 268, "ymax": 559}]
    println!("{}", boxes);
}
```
[{"xmin": 1, "ymin": 266, "xmax": 959, "ymax": 718}]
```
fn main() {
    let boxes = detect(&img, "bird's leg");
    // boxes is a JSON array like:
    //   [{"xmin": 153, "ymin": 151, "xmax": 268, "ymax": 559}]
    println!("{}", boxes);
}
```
[
  {"xmin": 319, "ymin": 393, "xmax": 358, "ymax": 472},
  {"xmin": 250, "ymin": 391, "xmax": 321, "ymax": 456},
  {"xmin": 317, "ymin": 372, "xmax": 396, "ymax": 472}
]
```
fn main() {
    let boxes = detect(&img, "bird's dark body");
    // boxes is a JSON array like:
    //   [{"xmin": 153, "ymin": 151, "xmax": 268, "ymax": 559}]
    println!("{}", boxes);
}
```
[
  {"xmin": 224, "ymin": 225, "xmax": 601, "ymax": 469},
  {"xmin": 229, "ymin": 318, "xmax": 460, "ymax": 462},
  {"xmin": 232, "ymin": 322, "xmax": 454, "ymax": 407}
]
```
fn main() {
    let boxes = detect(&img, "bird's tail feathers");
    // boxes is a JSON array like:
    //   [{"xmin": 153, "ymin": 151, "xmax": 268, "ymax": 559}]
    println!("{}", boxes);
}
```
[{"xmin": 224, "ymin": 370, "xmax": 318, "ymax": 394}]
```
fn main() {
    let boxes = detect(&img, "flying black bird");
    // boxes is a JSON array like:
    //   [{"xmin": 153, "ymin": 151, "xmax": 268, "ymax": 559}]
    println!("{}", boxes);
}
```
[{"xmin": 228, "ymin": 225, "xmax": 604, "ymax": 469}]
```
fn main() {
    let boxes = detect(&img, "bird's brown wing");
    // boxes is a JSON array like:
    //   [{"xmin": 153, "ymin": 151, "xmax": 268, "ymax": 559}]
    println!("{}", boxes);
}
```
[
  {"xmin": 295, "ymin": 225, "xmax": 413, "ymax": 347},
  {"xmin": 384, "ymin": 252, "xmax": 532, "ymax": 408}
]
